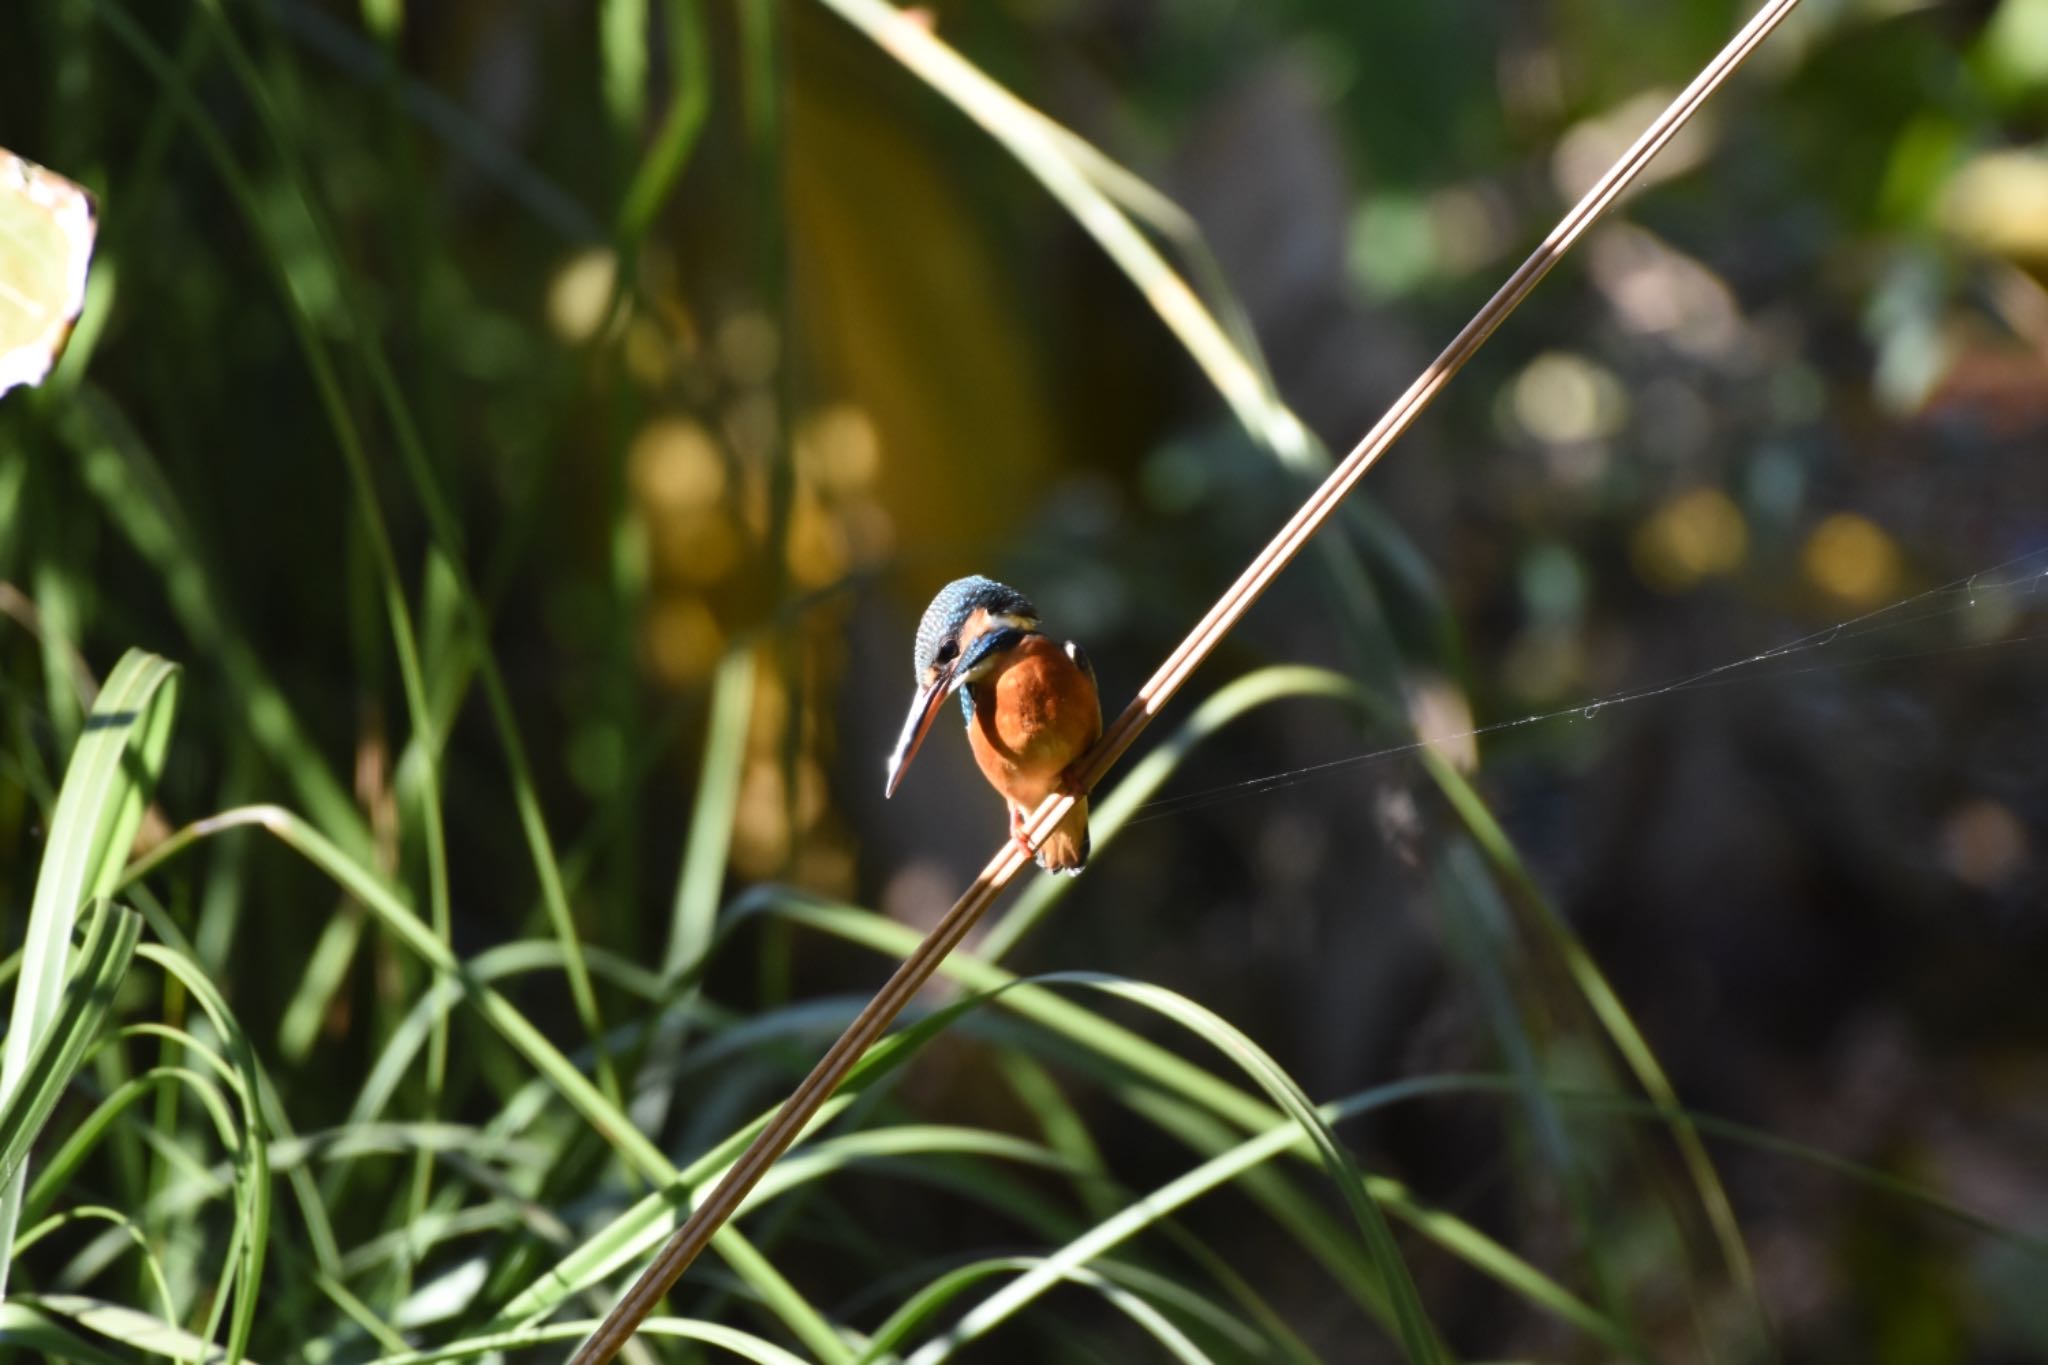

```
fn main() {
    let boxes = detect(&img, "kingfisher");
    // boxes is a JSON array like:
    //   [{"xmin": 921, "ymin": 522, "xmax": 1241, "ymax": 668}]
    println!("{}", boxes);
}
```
[{"xmin": 884, "ymin": 576, "xmax": 1102, "ymax": 874}]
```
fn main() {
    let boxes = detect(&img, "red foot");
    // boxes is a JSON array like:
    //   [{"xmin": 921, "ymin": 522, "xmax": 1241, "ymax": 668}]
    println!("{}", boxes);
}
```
[{"xmin": 1008, "ymin": 807, "xmax": 1036, "ymax": 860}]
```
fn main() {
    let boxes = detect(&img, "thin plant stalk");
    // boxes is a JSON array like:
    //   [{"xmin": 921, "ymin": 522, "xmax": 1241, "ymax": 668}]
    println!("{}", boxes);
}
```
[{"xmin": 571, "ymin": 0, "xmax": 1807, "ymax": 1355}]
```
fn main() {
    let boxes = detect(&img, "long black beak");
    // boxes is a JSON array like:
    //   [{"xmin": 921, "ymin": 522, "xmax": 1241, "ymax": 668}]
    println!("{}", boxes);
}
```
[{"xmin": 884, "ymin": 667, "xmax": 960, "ymax": 798}]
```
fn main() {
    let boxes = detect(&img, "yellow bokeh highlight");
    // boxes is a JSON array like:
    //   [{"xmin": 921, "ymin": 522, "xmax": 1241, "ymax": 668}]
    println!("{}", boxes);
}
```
[
  {"xmin": 746, "ymin": 665, "xmax": 790, "ymax": 754},
  {"xmin": 1801, "ymin": 512, "xmax": 1901, "ymax": 607},
  {"xmin": 1553, "ymin": 89, "xmax": 1714, "ymax": 202},
  {"xmin": 630, "ymin": 418, "xmax": 726, "ymax": 512},
  {"xmin": 545, "ymin": 248, "xmax": 617, "ymax": 343},
  {"xmin": 1631, "ymin": 487, "xmax": 1747, "ymax": 592},
  {"xmin": 643, "ymin": 596, "xmax": 724, "ymax": 685},
  {"xmin": 1939, "ymin": 151, "xmax": 2048, "ymax": 263},
  {"xmin": 731, "ymin": 759, "xmax": 789, "ymax": 875},
  {"xmin": 797, "ymin": 404, "xmax": 882, "ymax": 492}
]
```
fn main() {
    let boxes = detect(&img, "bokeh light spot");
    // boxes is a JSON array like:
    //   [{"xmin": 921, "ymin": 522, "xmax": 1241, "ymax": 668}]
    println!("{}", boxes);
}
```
[
  {"xmin": 798, "ymin": 404, "xmax": 882, "ymax": 492},
  {"xmin": 1428, "ymin": 184, "xmax": 1512, "ymax": 275},
  {"xmin": 1939, "ymin": 150, "xmax": 2048, "ymax": 263},
  {"xmin": 630, "ymin": 418, "xmax": 726, "ymax": 511},
  {"xmin": 1553, "ymin": 88, "xmax": 1714, "ymax": 202},
  {"xmin": 1406, "ymin": 674, "xmax": 1477, "ymax": 773},
  {"xmin": 1349, "ymin": 193, "xmax": 1436, "ymax": 297},
  {"xmin": 1801, "ymin": 512, "xmax": 1901, "ymax": 607},
  {"xmin": 643, "ymin": 595, "xmax": 724, "ymax": 684},
  {"xmin": 1586, "ymin": 224, "xmax": 1743, "ymax": 358},
  {"xmin": 1631, "ymin": 487, "xmax": 1747, "ymax": 592},
  {"xmin": 546, "ymin": 248, "xmax": 617, "ymax": 343},
  {"xmin": 1509, "ymin": 350, "xmax": 1628, "ymax": 445},
  {"xmin": 732, "ymin": 758, "xmax": 790, "ymax": 876},
  {"xmin": 1940, "ymin": 798, "xmax": 2028, "ymax": 890},
  {"xmin": 1984, "ymin": 0, "xmax": 2048, "ymax": 85},
  {"xmin": 1520, "ymin": 541, "xmax": 1587, "ymax": 625}
]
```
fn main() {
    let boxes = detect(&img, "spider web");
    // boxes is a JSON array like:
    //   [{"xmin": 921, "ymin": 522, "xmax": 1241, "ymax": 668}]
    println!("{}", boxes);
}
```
[{"xmin": 1128, "ymin": 545, "xmax": 2048, "ymax": 825}]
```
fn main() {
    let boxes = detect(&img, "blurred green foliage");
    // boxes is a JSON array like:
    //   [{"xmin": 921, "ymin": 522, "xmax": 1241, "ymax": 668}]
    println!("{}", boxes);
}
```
[{"xmin": 2, "ymin": 0, "xmax": 2047, "ymax": 1359}]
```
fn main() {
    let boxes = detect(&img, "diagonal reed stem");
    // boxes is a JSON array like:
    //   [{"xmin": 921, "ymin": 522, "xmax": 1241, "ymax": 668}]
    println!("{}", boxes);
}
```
[{"xmin": 572, "ymin": 0, "xmax": 1804, "ymax": 1357}]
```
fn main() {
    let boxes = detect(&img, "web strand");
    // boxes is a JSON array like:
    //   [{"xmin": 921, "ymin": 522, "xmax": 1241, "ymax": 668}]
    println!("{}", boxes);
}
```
[{"xmin": 1128, "ymin": 547, "xmax": 2048, "ymax": 825}]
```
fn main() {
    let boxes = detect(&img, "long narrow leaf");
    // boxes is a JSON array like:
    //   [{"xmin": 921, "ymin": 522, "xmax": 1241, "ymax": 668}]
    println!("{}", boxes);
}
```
[
  {"xmin": 0, "ymin": 899, "xmax": 142, "ymax": 1186},
  {"xmin": 2, "ymin": 1294, "xmax": 248, "ymax": 1364},
  {"xmin": 0, "ymin": 649, "xmax": 177, "ymax": 1296}
]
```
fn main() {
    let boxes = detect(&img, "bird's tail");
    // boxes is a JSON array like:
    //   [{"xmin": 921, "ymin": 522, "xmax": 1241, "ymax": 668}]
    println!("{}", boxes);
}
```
[{"xmin": 1035, "ymin": 796, "xmax": 1090, "ymax": 875}]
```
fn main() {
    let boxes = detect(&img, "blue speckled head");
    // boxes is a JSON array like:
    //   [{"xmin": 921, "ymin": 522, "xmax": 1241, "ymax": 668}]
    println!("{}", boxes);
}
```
[
  {"xmin": 885, "ymin": 575, "xmax": 1043, "ymax": 798},
  {"xmin": 912, "ymin": 576, "xmax": 1038, "ymax": 681}
]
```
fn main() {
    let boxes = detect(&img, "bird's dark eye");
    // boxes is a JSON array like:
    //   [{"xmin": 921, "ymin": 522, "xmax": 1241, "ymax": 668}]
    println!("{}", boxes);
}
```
[{"xmin": 936, "ymin": 640, "xmax": 959, "ymax": 664}]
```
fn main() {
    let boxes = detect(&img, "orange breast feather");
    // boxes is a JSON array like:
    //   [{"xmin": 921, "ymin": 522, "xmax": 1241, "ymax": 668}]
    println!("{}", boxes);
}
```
[{"xmin": 966, "ymin": 636, "xmax": 1100, "ymax": 807}]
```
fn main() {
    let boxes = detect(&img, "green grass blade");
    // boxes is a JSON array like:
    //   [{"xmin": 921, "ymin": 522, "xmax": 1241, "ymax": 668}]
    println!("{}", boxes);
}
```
[
  {"xmin": 764, "ymin": 898, "xmax": 1623, "ymax": 1344},
  {"xmin": 712, "ymin": 1227, "xmax": 857, "ymax": 1364},
  {"xmin": 276, "ymin": 903, "xmax": 367, "ymax": 1063},
  {"xmin": 992, "ymin": 661, "xmax": 1739, "ymax": 1343},
  {"xmin": 993, "ymin": 1050, "xmax": 1117, "ymax": 1218},
  {"xmin": 1422, "ymin": 749, "xmax": 1762, "ymax": 1328},
  {"xmin": 0, "ymin": 648, "xmax": 177, "ymax": 1297},
  {"xmin": 5, "ymin": 1293, "xmax": 252, "ymax": 1364},
  {"xmin": 867, "ymin": 1253, "xmax": 1243, "ymax": 1365},
  {"xmin": 133, "ymin": 890, "xmax": 347, "ymax": 1281},
  {"xmin": 617, "ymin": 0, "xmax": 711, "ymax": 242},
  {"xmin": 127, "ymin": 940, "xmax": 273, "ymax": 1364},
  {"xmin": 86, "ymin": 0, "xmax": 464, "ymax": 1089},
  {"xmin": 61, "ymin": 393, "xmax": 373, "ymax": 862},
  {"xmin": 369, "ymin": 1316, "xmax": 811, "ymax": 1364},
  {"xmin": 1433, "ymin": 840, "xmax": 1648, "ymax": 1358},
  {"xmin": 0, "ymin": 1302, "xmax": 135, "ymax": 1365},
  {"xmin": 813, "ymin": 0, "xmax": 1308, "ymax": 464},
  {"xmin": 491, "ymin": 991, "xmax": 1026, "ymax": 1329},
  {"xmin": 122, "ymin": 806, "xmax": 668, "ymax": 1172},
  {"xmin": 600, "ymin": 0, "xmax": 650, "ymax": 131},
  {"xmin": 119, "ymin": 808, "xmax": 854, "ymax": 1357},
  {"xmin": 0, "ymin": 899, "xmax": 142, "ymax": 1187},
  {"xmin": 666, "ymin": 647, "xmax": 755, "ymax": 980},
  {"xmin": 25, "ymin": 1066, "xmax": 244, "ymax": 1228},
  {"xmin": 13, "ymin": 1205, "xmax": 180, "ymax": 1330},
  {"xmin": 178, "ymin": 3, "xmax": 619, "ymax": 1107},
  {"xmin": 748, "ymin": 1124, "xmax": 1071, "ymax": 1206},
  {"xmin": 901, "ymin": 972, "xmax": 1443, "ymax": 1365},
  {"xmin": 880, "ymin": 1071, "xmax": 1624, "ymax": 1363}
]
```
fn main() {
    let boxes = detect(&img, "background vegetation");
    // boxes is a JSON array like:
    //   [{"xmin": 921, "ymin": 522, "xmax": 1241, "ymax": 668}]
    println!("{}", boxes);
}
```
[{"xmin": 2, "ymin": 0, "xmax": 2046, "ymax": 1360}]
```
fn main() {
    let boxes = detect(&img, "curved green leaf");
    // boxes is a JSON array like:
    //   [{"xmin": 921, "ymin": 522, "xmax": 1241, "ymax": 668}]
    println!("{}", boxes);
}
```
[
  {"xmin": 0, "ymin": 649, "xmax": 178, "ymax": 1296},
  {"xmin": 0, "ymin": 900, "xmax": 141, "ymax": 1187}
]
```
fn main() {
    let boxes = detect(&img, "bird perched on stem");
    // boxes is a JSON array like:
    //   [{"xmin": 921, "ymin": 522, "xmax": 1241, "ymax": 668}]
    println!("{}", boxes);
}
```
[{"xmin": 884, "ymin": 576, "xmax": 1102, "ymax": 873}]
